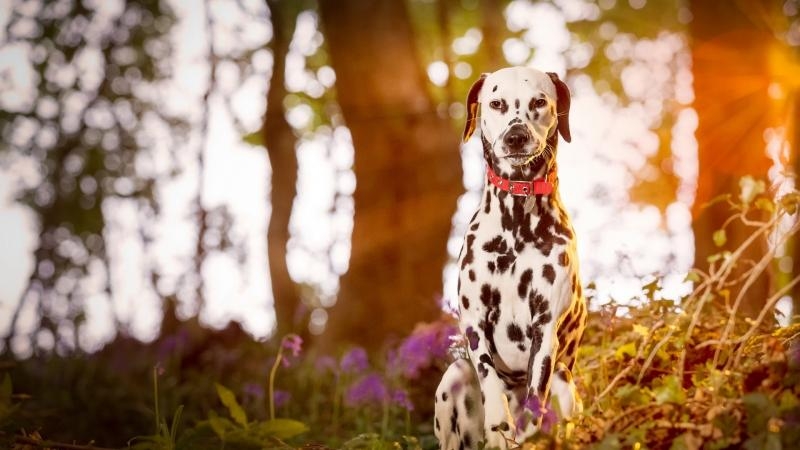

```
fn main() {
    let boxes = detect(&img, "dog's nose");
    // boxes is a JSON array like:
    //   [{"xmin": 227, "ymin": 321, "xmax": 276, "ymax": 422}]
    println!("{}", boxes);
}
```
[{"xmin": 503, "ymin": 126, "xmax": 530, "ymax": 150}]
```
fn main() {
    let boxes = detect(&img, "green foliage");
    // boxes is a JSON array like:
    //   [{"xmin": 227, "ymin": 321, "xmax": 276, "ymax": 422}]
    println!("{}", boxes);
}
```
[
  {"xmin": 0, "ymin": 374, "xmax": 18, "ymax": 425},
  {"xmin": 203, "ymin": 383, "xmax": 308, "ymax": 446}
]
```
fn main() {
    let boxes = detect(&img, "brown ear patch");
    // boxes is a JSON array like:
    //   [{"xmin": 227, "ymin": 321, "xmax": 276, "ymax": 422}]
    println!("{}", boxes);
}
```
[
  {"xmin": 463, "ymin": 73, "xmax": 488, "ymax": 142},
  {"xmin": 546, "ymin": 72, "xmax": 572, "ymax": 143}
]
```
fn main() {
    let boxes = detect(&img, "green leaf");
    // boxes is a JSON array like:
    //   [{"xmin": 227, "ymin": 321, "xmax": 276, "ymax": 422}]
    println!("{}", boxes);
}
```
[
  {"xmin": 632, "ymin": 324, "xmax": 650, "ymax": 338},
  {"xmin": 254, "ymin": 418, "xmax": 309, "ymax": 439},
  {"xmin": 206, "ymin": 411, "xmax": 232, "ymax": 439},
  {"xmin": 652, "ymin": 375, "xmax": 686, "ymax": 405},
  {"xmin": 743, "ymin": 393, "xmax": 777, "ymax": 434},
  {"xmin": 778, "ymin": 391, "xmax": 799, "ymax": 411},
  {"xmin": 614, "ymin": 342, "xmax": 636, "ymax": 360},
  {"xmin": 670, "ymin": 433, "xmax": 702, "ymax": 450},
  {"xmin": 684, "ymin": 270, "xmax": 701, "ymax": 282},
  {"xmin": 591, "ymin": 434, "xmax": 622, "ymax": 450},
  {"xmin": 242, "ymin": 131, "xmax": 262, "ymax": 147},
  {"xmin": 712, "ymin": 229, "xmax": 727, "ymax": 247},
  {"xmin": 214, "ymin": 384, "xmax": 248, "ymax": 429},
  {"xmin": 754, "ymin": 197, "xmax": 775, "ymax": 212},
  {"xmin": 170, "ymin": 405, "xmax": 184, "ymax": 442}
]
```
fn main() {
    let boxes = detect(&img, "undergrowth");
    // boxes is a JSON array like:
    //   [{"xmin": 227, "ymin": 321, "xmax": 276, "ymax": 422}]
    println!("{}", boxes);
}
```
[{"xmin": 1, "ymin": 179, "xmax": 799, "ymax": 450}]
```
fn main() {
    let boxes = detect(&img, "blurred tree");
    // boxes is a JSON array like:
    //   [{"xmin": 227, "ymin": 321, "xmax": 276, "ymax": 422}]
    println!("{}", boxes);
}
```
[
  {"xmin": 689, "ymin": 0, "xmax": 799, "ymax": 317},
  {"xmin": 316, "ymin": 0, "xmax": 462, "ymax": 350},
  {"xmin": 0, "ymin": 0, "xmax": 184, "ymax": 352},
  {"xmin": 566, "ymin": 0, "xmax": 684, "ymax": 213},
  {"xmin": 263, "ymin": 0, "xmax": 303, "ymax": 339}
]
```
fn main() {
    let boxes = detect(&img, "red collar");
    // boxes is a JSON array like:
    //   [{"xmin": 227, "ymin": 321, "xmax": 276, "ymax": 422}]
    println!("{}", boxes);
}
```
[{"xmin": 487, "ymin": 166, "xmax": 556, "ymax": 196}]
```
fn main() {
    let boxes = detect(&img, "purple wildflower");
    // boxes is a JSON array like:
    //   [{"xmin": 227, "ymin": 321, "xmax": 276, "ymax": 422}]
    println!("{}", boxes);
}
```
[
  {"xmin": 390, "ymin": 320, "xmax": 458, "ymax": 379},
  {"xmin": 278, "ymin": 334, "xmax": 303, "ymax": 368},
  {"xmin": 392, "ymin": 389, "xmax": 414, "ymax": 411},
  {"xmin": 340, "ymin": 347, "xmax": 369, "ymax": 373},
  {"xmin": 273, "ymin": 389, "xmax": 291, "ymax": 408},
  {"xmin": 281, "ymin": 334, "xmax": 303, "ymax": 357},
  {"xmin": 315, "ymin": 355, "xmax": 338, "ymax": 373},
  {"xmin": 242, "ymin": 382, "xmax": 264, "ymax": 399},
  {"xmin": 517, "ymin": 395, "xmax": 557, "ymax": 433},
  {"xmin": 344, "ymin": 373, "xmax": 388, "ymax": 407}
]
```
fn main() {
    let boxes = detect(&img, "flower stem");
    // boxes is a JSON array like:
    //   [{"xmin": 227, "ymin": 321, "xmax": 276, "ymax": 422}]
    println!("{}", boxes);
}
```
[
  {"xmin": 381, "ymin": 398, "xmax": 389, "ymax": 438},
  {"xmin": 153, "ymin": 366, "xmax": 160, "ymax": 433},
  {"xmin": 268, "ymin": 351, "xmax": 283, "ymax": 420}
]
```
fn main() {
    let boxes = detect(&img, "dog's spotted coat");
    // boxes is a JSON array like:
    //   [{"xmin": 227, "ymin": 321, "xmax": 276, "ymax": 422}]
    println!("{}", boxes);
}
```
[{"xmin": 435, "ymin": 67, "xmax": 587, "ymax": 449}]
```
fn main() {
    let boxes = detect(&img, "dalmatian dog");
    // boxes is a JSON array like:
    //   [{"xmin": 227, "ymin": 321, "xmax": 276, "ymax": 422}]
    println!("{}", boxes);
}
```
[{"xmin": 434, "ymin": 67, "xmax": 587, "ymax": 449}]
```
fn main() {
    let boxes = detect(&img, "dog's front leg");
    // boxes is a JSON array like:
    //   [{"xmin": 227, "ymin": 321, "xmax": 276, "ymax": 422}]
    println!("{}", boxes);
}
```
[
  {"xmin": 526, "ymin": 319, "xmax": 558, "ymax": 425},
  {"xmin": 463, "ymin": 321, "xmax": 514, "ymax": 449}
]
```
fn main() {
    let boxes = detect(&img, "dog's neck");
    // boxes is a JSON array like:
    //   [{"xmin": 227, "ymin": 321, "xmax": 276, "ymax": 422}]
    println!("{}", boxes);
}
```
[{"xmin": 480, "ymin": 134, "xmax": 561, "ymax": 215}]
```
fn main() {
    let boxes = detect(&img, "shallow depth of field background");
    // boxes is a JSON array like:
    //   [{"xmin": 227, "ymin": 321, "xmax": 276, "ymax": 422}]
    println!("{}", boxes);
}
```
[{"xmin": 0, "ymin": 0, "xmax": 799, "ymax": 448}]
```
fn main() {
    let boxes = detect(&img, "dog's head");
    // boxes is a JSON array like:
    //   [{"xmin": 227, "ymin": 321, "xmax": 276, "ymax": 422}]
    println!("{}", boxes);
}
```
[{"xmin": 463, "ymin": 67, "xmax": 571, "ymax": 175}]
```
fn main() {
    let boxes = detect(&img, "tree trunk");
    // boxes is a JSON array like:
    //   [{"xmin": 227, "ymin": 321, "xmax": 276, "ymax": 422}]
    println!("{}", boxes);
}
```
[
  {"xmin": 264, "ymin": 0, "xmax": 302, "ymax": 339},
  {"xmin": 317, "ymin": 0, "xmax": 462, "ymax": 351},
  {"xmin": 689, "ymin": 1, "xmax": 780, "ymax": 317},
  {"xmin": 480, "ymin": 0, "xmax": 506, "ymax": 70}
]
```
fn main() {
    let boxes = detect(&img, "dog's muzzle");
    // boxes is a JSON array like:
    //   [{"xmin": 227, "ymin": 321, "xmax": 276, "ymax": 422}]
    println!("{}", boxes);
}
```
[{"xmin": 503, "ymin": 124, "xmax": 532, "ymax": 153}]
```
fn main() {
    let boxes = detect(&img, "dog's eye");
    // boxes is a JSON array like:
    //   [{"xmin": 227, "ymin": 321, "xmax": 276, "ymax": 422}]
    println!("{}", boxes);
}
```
[
  {"xmin": 489, "ymin": 100, "xmax": 502, "ymax": 110},
  {"xmin": 534, "ymin": 98, "xmax": 547, "ymax": 108}
]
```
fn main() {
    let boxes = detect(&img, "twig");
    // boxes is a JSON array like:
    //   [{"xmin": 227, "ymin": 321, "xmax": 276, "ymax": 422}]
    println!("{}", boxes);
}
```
[
  {"xmin": 14, "ymin": 436, "xmax": 120, "ymax": 450},
  {"xmin": 593, "ymin": 365, "xmax": 632, "ymax": 407}
]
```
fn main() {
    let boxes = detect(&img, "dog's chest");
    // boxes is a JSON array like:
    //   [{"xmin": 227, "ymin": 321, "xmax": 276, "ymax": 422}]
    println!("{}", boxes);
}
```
[{"xmin": 458, "ymin": 192, "xmax": 576, "ymax": 371}]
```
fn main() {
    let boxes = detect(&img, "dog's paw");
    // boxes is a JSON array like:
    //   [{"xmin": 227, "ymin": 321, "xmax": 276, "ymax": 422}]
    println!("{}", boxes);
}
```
[{"xmin": 484, "ymin": 422, "xmax": 514, "ymax": 449}]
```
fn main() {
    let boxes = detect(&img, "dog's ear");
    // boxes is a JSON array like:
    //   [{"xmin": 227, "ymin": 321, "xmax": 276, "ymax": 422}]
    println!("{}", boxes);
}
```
[
  {"xmin": 463, "ymin": 73, "xmax": 488, "ymax": 142},
  {"xmin": 547, "ymin": 72, "xmax": 571, "ymax": 143}
]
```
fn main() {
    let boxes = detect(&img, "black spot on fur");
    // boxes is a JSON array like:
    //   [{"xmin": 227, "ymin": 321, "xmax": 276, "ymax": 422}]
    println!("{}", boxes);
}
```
[
  {"xmin": 487, "ymin": 261, "xmax": 496, "ymax": 273},
  {"xmin": 461, "ymin": 295, "xmax": 470, "ymax": 310},
  {"xmin": 515, "ymin": 99, "xmax": 520, "ymax": 110},
  {"xmin": 466, "ymin": 326, "xmax": 480, "ymax": 350},
  {"xmin": 492, "ymin": 85, "xmax": 497, "ymax": 92},
  {"xmin": 507, "ymin": 323, "xmax": 524, "ymax": 342},
  {"xmin": 496, "ymin": 253, "xmax": 514, "ymax": 274},
  {"xmin": 470, "ymin": 222, "xmax": 479, "ymax": 231},
  {"xmin": 538, "ymin": 355, "xmax": 552, "ymax": 395},
  {"xmin": 468, "ymin": 270, "xmax": 475, "ymax": 282},
  {"xmin": 518, "ymin": 269, "xmax": 532, "ymax": 298},
  {"xmin": 463, "ymin": 432, "xmax": 472, "ymax": 448},
  {"xmin": 442, "ymin": 392, "xmax": 448, "ymax": 402},
  {"xmin": 479, "ymin": 353, "xmax": 494, "ymax": 368},
  {"xmin": 435, "ymin": 417, "xmax": 440, "ymax": 430},
  {"xmin": 482, "ymin": 235, "xmax": 505, "ymax": 253},
  {"xmin": 460, "ymin": 234, "xmax": 476, "ymax": 270},
  {"xmin": 480, "ymin": 284, "xmax": 492, "ymax": 307},
  {"xmin": 491, "ymin": 422, "xmax": 510, "ymax": 432},
  {"xmin": 542, "ymin": 264, "xmax": 556, "ymax": 284},
  {"xmin": 558, "ymin": 251, "xmax": 569, "ymax": 266},
  {"xmin": 450, "ymin": 410, "xmax": 457, "ymax": 435}
]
